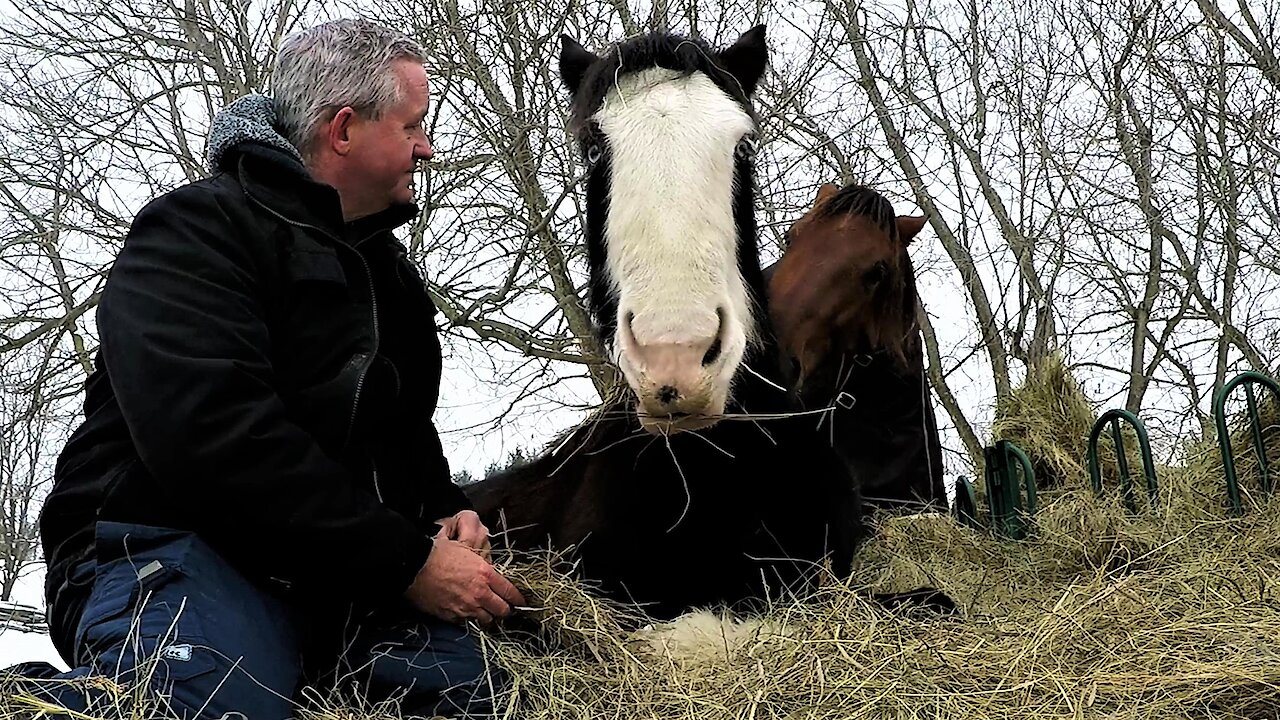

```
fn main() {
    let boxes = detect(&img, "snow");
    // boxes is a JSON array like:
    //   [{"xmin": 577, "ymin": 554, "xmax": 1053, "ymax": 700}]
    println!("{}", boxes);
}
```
[{"xmin": 0, "ymin": 564, "xmax": 68, "ymax": 672}]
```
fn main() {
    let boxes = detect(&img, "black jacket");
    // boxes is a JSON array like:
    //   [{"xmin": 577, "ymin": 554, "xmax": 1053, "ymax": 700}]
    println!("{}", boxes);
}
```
[{"xmin": 40, "ymin": 116, "xmax": 469, "ymax": 659}]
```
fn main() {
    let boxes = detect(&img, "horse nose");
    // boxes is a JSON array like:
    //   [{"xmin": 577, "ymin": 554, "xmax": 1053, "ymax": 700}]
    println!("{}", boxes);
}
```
[
  {"xmin": 657, "ymin": 385, "xmax": 679, "ymax": 404},
  {"xmin": 777, "ymin": 350, "xmax": 803, "ymax": 388},
  {"xmin": 622, "ymin": 307, "xmax": 726, "ymax": 414}
]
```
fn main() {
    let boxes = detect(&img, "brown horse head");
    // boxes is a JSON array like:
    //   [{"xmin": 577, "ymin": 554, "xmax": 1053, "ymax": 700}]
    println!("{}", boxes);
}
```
[{"xmin": 768, "ymin": 182, "xmax": 928, "ymax": 391}]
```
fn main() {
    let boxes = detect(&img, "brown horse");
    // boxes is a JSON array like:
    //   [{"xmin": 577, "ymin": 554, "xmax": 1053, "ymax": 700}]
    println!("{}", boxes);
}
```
[{"xmin": 766, "ymin": 182, "xmax": 948, "ymax": 513}]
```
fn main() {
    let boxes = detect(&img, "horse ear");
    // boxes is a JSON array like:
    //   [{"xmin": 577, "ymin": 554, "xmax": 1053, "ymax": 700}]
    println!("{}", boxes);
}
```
[
  {"xmin": 559, "ymin": 34, "xmax": 599, "ymax": 96},
  {"xmin": 814, "ymin": 183, "xmax": 839, "ymax": 207},
  {"xmin": 717, "ymin": 24, "xmax": 768, "ymax": 97},
  {"xmin": 897, "ymin": 215, "xmax": 928, "ymax": 244}
]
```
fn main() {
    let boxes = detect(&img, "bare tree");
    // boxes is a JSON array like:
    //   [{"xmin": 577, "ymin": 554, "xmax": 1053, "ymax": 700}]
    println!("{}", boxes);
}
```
[
  {"xmin": 0, "ymin": 360, "xmax": 48, "ymax": 601},
  {"xmin": 2, "ymin": 0, "xmax": 1279, "ymax": 495}
]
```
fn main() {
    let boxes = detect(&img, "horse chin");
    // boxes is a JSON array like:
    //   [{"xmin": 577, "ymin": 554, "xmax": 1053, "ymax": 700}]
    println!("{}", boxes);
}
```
[
  {"xmin": 633, "ymin": 384, "xmax": 729, "ymax": 435},
  {"xmin": 637, "ymin": 412, "xmax": 721, "ymax": 436}
]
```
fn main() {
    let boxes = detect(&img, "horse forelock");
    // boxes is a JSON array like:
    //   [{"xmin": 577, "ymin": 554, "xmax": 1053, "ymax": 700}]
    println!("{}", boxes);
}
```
[
  {"xmin": 567, "ymin": 31, "xmax": 758, "ymax": 138},
  {"xmin": 813, "ymin": 184, "xmax": 898, "ymax": 240}
]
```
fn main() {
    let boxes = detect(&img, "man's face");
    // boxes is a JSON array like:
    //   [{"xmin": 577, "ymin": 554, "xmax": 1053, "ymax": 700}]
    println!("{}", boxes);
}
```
[{"xmin": 348, "ymin": 58, "xmax": 434, "ymax": 211}]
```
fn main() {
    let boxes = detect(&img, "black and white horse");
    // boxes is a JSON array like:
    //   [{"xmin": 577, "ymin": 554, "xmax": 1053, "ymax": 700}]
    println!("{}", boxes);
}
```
[
  {"xmin": 561, "ymin": 25, "xmax": 771, "ymax": 435},
  {"xmin": 466, "ymin": 26, "xmax": 952, "ymax": 622}
]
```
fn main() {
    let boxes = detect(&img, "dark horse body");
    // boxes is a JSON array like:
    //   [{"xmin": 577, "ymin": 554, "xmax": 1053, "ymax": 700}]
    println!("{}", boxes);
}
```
[
  {"xmin": 466, "ymin": 389, "xmax": 857, "ymax": 621},
  {"xmin": 466, "ymin": 30, "xmax": 949, "ymax": 622}
]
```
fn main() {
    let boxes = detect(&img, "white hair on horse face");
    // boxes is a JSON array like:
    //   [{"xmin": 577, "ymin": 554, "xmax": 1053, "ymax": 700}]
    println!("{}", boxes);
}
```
[{"xmin": 592, "ymin": 66, "xmax": 757, "ymax": 424}]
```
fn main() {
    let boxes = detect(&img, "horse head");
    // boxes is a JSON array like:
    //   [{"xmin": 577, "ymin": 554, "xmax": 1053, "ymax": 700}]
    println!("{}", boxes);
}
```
[
  {"xmin": 768, "ymin": 182, "xmax": 928, "ymax": 396},
  {"xmin": 558, "ymin": 26, "xmax": 772, "ymax": 435}
]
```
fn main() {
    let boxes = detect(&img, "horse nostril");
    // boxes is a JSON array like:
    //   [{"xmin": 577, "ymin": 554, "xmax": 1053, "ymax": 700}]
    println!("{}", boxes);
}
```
[
  {"xmin": 701, "ymin": 336, "xmax": 722, "ymax": 366},
  {"xmin": 784, "ymin": 355, "xmax": 803, "ymax": 385},
  {"xmin": 657, "ymin": 385, "xmax": 679, "ymax": 404},
  {"xmin": 702, "ymin": 306, "xmax": 726, "ymax": 366}
]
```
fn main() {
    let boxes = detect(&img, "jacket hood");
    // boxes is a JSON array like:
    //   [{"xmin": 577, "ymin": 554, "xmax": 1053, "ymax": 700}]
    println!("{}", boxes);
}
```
[{"xmin": 206, "ymin": 93, "xmax": 304, "ymax": 174}]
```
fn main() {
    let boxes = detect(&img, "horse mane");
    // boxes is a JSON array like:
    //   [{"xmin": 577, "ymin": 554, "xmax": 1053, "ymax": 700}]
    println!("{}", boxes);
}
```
[
  {"xmin": 812, "ymin": 184, "xmax": 899, "ymax": 240},
  {"xmin": 566, "ymin": 31, "xmax": 761, "ymax": 137}
]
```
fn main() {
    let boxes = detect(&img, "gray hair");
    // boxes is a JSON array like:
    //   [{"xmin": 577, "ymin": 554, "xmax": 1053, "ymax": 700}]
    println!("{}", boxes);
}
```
[{"xmin": 271, "ymin": 18, "xmax": 426, "ymax": 159}]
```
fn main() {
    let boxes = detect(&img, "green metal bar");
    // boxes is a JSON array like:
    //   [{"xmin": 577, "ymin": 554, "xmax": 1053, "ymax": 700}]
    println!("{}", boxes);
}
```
[
  {"xmin": 1246, "ymin": 383, "xmax": 1273, "ymax": 495},
  {"xmin": 985, "ymin": 440, "xmax": 1037, "ymax": 540},
  {"xmin": 1003, "ymin": 441, "xmax": 1038, "ymax": 516},
  {"xmin": 982, "ymin": 445, "xmax": 1006, "ymax": 537},
  {"xmin": 1087, "ymin": 408, "xmax": 1158, "ymax": 513},
  {"xmin": 1212, "ymin": 371, "xmax": 1280, "ymax": 516},
  {"xmin": 1110, "ymin": 418, "xmax": 1135, "ymax": 512}
]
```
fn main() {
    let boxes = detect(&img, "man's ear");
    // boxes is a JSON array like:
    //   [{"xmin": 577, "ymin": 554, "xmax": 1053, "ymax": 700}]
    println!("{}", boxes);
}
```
[{"xmin": 325, "ymin": 106, "xmax": 358, "ymax": 156}]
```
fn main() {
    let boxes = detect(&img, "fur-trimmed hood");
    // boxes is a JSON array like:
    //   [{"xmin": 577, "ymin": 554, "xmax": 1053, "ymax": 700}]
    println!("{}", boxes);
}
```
[{"xmin": 205, "ymin": 93, "xmax": 303, "ymax": 173}]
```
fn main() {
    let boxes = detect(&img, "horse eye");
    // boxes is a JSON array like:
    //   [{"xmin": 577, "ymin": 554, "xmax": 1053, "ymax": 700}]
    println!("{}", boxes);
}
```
[
  {"xmin": 735, "ymin": 134, "xmax": 757, "ymax": 158},
  {"xmin": 864, "ymin": 261, "xmax": 887, "ymax": 286},
  {"xmin": 586, "ymin": 144, "xmax": 602, "ymax": 165}
]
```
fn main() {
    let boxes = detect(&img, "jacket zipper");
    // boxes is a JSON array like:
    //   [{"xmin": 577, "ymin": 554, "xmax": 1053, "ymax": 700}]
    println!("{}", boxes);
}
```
[
  {"xmin": 244, "ymin": 187, "xmax": 385, "ymax": 482},
  {"xmin": 352, "ymin": 236, "xmax": 382, "ymax": 503},
  {"xmin": 344, "ymin": 247, "xmax": 379, "ymax": 449}
]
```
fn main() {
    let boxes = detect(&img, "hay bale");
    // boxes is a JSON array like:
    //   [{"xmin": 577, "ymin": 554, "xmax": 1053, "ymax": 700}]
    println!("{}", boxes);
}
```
[{"xmin": 991, "ymin": 353, "xmax": 1100, "ymax": 491}]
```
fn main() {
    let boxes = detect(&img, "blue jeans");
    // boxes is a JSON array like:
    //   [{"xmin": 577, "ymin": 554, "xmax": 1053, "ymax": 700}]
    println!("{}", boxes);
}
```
[{"xmin": 18, "ymin": 522, "xmax": 506, "ymax": 719}]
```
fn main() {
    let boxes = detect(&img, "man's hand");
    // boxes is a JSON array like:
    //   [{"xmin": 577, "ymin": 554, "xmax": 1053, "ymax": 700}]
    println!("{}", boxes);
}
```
[
  {"xmin": 434, "ymin": 510, "xmax": 491, "ymax": 558},
  {"xmin": 403, "ymin": 537, "xmax": 526, "ymax": 625}
]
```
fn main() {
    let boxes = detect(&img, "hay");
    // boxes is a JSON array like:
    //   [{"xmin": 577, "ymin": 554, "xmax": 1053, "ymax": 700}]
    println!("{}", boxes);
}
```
[
  {"xmin": 475, "ymin": 467, "xmax": 1280, "ymax": 720},
  {"xmin": 466, "ymin": 363, "xmax": 1280, "ymax": 720},
  {"xmin": 988, "ymin": 353, "xmax": 1163, "ymax": 519},
  {"xmin": 7, "ymin": 371, "xmax": 1280, "ymax": 720},
  {"xmin": 992, "ymin": 353, "xmax": 1101, "ymax": 491}
]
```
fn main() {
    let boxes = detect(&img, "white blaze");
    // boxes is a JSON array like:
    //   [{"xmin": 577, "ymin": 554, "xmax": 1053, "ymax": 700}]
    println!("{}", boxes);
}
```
[{"xmin": 592, "ymin": 66, "xmax": 758, "ymax": 422}]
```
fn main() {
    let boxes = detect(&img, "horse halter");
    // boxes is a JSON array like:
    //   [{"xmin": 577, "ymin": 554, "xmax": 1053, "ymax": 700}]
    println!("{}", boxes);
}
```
[
  {"xmin": 824, "ymin": 314, "xmax": 921, "ymax": 412},
  {"xmin": 831, "ymin": 352, "xmax": 875, "ymax": 412}
]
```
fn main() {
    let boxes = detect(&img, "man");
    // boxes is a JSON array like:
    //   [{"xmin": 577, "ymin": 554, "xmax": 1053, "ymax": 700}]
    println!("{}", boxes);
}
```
[{"xmin": 10, "ymin": 17, "xmax": 525, "ymax": 720}]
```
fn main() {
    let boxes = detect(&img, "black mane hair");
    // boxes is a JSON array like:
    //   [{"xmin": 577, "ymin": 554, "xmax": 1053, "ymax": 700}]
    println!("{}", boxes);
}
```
[
  {"xmin": 560, "ymin": 27, "xmax": 765, "ymax": 137},
  {"xmin": 813, "ymin": 184, "xmax": 900, "ymax": 239}
]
